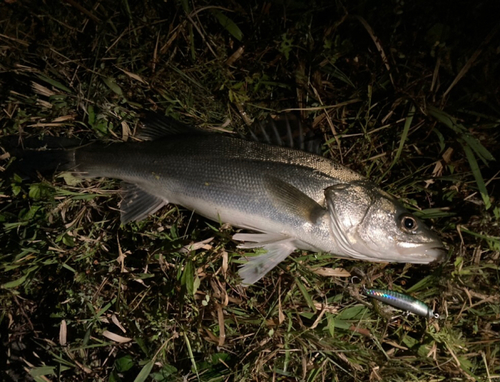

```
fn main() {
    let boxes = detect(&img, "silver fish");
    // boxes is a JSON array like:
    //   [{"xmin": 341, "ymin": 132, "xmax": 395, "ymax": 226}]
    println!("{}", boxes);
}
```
[{"xmin": 18, "ymin": 114, "xmax": 445, "ymax": 284}]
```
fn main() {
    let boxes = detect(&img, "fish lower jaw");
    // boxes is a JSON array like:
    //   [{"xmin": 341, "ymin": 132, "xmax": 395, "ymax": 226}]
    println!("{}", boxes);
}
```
[
  {"xmin": 421, "ymin": 246, "xmax": 446, "ymax": 263},
  {"xmin": 328, "ymin": 245, "xmax": 446, "ymax": 264},
  {"xmin": 395, "ymin": 245, "xmax": 446, "ymax": 263}
]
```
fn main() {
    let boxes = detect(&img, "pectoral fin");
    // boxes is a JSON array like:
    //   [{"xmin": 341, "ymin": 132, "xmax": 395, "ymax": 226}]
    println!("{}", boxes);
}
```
[
  {"xmin": 120, "ymin": 182, "xmax": 167, "ymax": 224},
  {"xmin": 235, "ymin": 232, "xmax": 296, "ymax": 285},
  {"xmin": 263, "ymin": 176, "xmax": 326, "ymax": 224},
  {"xmin": 233, "ymin": 232, "xmax": 288, "ymax": 248}
]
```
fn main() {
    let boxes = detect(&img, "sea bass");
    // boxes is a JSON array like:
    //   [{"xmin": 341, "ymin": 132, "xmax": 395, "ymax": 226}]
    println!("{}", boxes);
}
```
[{"xmin": 16, "ymin": 114, "xmax": 445, "ymax": 284}]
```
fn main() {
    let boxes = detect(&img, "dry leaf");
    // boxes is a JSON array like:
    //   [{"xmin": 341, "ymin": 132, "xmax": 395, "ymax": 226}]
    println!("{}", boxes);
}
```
[
  {"xmin": 309, "ymin": 267, "xmax": 351, "ymax": 277},
  {"xmin": 111, "ymin": 314, "xmax": 127, "ymax": 333},
  {"xmin": 59, "ymin": 319, "xmax": 67, "ymax": 346},
  {"xmin": 179, "ymin": 237, "xmax": 214, "ymax": 253},
  {"xmin": 102, "ymin": 330, "xmax": 132, "ymax": 343}
]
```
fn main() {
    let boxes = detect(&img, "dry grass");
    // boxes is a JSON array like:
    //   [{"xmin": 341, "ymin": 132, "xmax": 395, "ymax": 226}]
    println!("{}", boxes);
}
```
[{"xmin": 1, "ymin": 0, "xmax": 499, "ymax": 381}]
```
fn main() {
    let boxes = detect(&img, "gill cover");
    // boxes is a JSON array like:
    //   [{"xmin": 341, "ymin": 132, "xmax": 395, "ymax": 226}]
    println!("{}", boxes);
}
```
[{"xmin": 324, "ymin": 182, "xmax": 376, "ymax": 259}]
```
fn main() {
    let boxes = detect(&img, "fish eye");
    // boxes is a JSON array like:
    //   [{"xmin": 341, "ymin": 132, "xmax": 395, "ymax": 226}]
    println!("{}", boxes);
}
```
[{"xmin": 400, "ymin": 214, "xmax": 418, "ymax": 232}]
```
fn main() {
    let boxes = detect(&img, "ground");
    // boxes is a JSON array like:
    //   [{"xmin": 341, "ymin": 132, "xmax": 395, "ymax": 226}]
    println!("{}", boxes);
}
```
[{"xmin": 0, "ymin": 0, "xmax": 499, "ymax": 381}]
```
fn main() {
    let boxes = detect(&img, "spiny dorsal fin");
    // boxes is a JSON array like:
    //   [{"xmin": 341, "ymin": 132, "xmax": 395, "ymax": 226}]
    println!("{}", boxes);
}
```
[
  {"xmin": 138, "ymin": 112, "xmax": 205, "ymax": 141},
  {"xmin": 140, "ymin": 112, "xmax": 322, "ymax": 155},
  {"xmin": 245, "ymin": 114, "xmax": 323, "ymax": 154}
]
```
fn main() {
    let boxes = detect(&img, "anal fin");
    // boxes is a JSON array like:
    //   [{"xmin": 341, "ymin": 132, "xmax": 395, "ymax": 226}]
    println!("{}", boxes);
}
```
[{"xmin": 120, "ymin": 182, "xmax": 167, "ymax": 224}]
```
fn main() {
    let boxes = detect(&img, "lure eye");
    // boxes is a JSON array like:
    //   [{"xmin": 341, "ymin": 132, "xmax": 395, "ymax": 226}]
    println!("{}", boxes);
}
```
[{"xmin": 400, "ymin": 214, "xmax": 418, "ymax": 232}]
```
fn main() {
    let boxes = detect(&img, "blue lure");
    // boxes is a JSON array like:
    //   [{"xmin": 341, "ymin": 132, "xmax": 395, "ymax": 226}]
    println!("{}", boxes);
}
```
[{"xmin": 363, "ymin": 288, "xmax": 439, "ymax": 319}]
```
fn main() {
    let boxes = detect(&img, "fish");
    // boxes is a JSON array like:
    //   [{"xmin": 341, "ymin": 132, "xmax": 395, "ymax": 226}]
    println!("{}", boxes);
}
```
[
  {"xmin": 12, "ymin": 113, "xmax": 446, "ymax": 285},
  {"xmin": 363, "ymin": 288, "xmax": 439, "ymax": 319}
]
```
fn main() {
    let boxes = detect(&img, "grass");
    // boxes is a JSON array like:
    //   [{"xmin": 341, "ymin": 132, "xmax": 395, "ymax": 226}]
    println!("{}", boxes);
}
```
[{"xmin": 1, "ymin": 0, "xmax": 499, "ymax": 381}]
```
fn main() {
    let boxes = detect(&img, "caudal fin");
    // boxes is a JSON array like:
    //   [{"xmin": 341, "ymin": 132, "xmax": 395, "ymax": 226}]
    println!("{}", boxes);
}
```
[
  {"xmin": 4, "ymin": 147, "xmax": 75, "ymax": 179},
  {"xmin": 1, "ymin": 135, "xmax": 81, "ymax": 179}
]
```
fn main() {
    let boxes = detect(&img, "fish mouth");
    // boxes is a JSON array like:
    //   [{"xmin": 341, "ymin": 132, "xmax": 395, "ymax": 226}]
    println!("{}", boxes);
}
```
[{"xmin": 397, "ymin": 243, "xmax": 446, "ymax": 263}]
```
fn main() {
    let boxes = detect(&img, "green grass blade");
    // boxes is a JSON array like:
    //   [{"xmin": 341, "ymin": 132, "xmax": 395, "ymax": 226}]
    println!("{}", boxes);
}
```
[
  {"xmin": 36, "ymin": 73, "xmax": 72, "ymax": 93},
  {"xmin": 211, "ymin": 10, "xmax": 243, "ymax": 41},
  {"xmin": 29, "ymin": 366, "xmax": 56, "ymax": 377},
  {"xmin": 2, "ymin": 273, "xmax": 29, "ymax": 289},
  {"xmin": 405, "ymin": 275, "xmax": 437, "ymax": 293},
  {"xmin": 394, "ymin": 104, "xmax": 414, "ymax": 167},
  {"xmin": 133, "ymin": 360, "xmax": 154, "ymax": 382},
  {"xmin": 103, "ymin": 77, "xmax": 124, "ymax": 97},
  {"xmin": 461, "ymin": 133, "xmax": 495, "ymax": 164},
  {"xmin": 428, "ymin": 106, "xmax": 495, "ymax": 163},
  {"xmin": 183, "ymin": 331, "xmax": 200, "ymax": 379},
  {"xmin": 381, "ymin": 104, "xmax": 414, "ymax": 180},
  {"xmin": 463, "ymin": 143, "xmax": 491, "ymax": 209},
  {"xmin": 295, "ymin": 277, "xmax": 315, "ymax": 310}
]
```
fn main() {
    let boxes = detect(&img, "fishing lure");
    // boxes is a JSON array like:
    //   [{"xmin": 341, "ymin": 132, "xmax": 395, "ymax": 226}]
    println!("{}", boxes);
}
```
[{"xmin": 363, "ymin": 288, "xmax": 439, "ymax": 319}]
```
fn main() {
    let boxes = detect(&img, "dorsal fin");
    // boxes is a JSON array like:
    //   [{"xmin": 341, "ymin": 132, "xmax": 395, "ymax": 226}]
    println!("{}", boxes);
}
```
[
  {"xmin": 138, "ymin": 112, "xmax": 205, "ymax": 140},
  {"xmin": 244, "ymin": 114, "xmax": 323, "ymax": 154},
  {"xmin": 139, "ymin": 112, "xmax": 323, "ymax": 155}
]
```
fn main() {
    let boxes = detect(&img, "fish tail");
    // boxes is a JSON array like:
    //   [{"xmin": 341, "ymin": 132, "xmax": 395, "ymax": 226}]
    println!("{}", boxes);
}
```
[{"xmin": 7, "ymin": 146, "xmax": 76, "ymax": 179}]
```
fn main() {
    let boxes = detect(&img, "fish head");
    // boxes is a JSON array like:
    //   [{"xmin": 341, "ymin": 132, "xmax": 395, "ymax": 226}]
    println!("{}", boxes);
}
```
[{"xmin": 324, "ymin": 181, "xmax": 445, "ymax": 263}]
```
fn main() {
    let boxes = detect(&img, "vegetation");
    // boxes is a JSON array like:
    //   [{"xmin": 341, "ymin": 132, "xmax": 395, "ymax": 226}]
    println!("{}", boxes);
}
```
[{"xmin": 1, "ymin": 0, "xmax": 499, "ymax": 381}]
